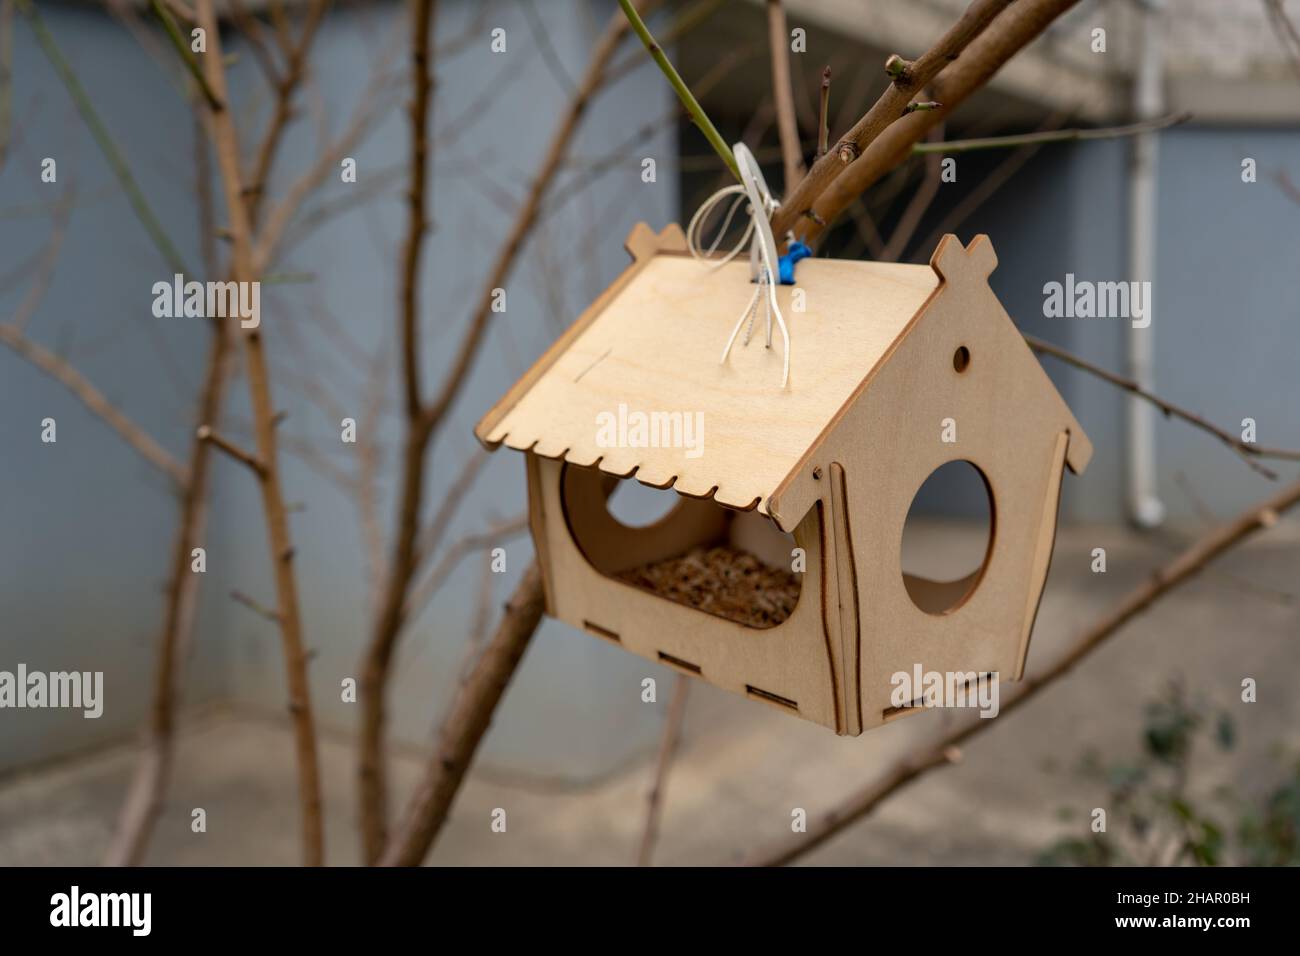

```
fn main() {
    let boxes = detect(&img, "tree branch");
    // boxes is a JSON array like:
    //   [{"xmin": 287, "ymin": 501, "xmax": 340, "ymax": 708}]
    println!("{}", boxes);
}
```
[
  {"xmin": 357, "ymin": 0, "xmax": 646, "ymax": 863},
  {"xmin": 911, "ymin": 112, "xmax": 1192, "ymax": 154},
  {"xmin": 380, "ymin": 563, "xmax": 547, "ymax": 866},
  {"xmin": 766, "ymin": 0, "xmax": 804, "ymax": 192},
  {"xmin": 194, "ymin": 0, "xmax": 324, "ymax": 867},
  {"xmin": 1026, "ymin": 334, "xmax": 1300, "ymax": 478},
  {"xmin": 19, "ymin": 0, "xmax": 190, "ymax": 273},
  {"xmin": 243, "ymin": 1, "xmax": 327, "ymax": 226},
  {"xmin": 772, "ymin": 0, "xmax": 1015, "ymax": 238},
  {"xmin": 742, "ymin": 475, "xmax": 1300, "ymax": 866},
  {"xmin": 231, "ymin": 588, "xmax": 282, "ymax": 623},
  {"xmin": 802, "ymin": 0, "xmax": 1082, "ymax": 242},
  {"xmin": 636, "ymin": 674, "xmax": 690, "ymax": 866},
  {"xmin": 0, "ymin": 324, "xmax": 188, "ymax": 488},
  {"xmin": 147, "ymin": 0, "xmax": 223, "ymax": 110},
  {"xmin": 196, "ymin": 424, "xmax": 266, "ymax": 476},
  {"xmin": 357, "ymin": 0, "xmax": 441, "ymax": 864},
  {"xmin": 816, "ymin": 65, "xmax": 830, "ymax": 160},
  {"xmin": 405, "ymin": 514, "xmax": 529, "ymax": 623}
]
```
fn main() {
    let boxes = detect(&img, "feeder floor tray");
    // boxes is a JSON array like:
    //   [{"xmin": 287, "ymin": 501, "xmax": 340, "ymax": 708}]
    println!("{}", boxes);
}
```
[{"xmin": 615, "ymin": 545, "xmax": 800, "ymax": 629}]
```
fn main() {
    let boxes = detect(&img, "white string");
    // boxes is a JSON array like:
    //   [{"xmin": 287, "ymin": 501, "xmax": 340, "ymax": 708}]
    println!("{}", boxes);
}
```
[{"xmin": 686, "ymin": 142, "xmax": 791, "ymax": 388}]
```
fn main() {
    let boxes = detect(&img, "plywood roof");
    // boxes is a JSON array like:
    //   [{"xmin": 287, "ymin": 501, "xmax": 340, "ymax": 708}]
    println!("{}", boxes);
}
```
[{"xmin": 477, "ymin": 249, "xmax": 939, "ymax": 518}]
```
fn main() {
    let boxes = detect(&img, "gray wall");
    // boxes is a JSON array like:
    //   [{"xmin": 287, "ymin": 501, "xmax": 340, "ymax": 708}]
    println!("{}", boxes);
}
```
[
  {"xmin": 5, "ymin": 1, "xmax": 1296, "ymax": 783},
  {"xmin": 2, "ymin": 0, "xmax": 681, "ymax": 780},
  {"xmin": 956, "ymin": 128, "xmax": 1299, "ymax": 525},
  {"xmin": 0, "ymin": 2, "xmax": 222, "ymax": 771},
  {"xmin": 214, "ymin": 0, "xmax": 682, "ymax": 782}
]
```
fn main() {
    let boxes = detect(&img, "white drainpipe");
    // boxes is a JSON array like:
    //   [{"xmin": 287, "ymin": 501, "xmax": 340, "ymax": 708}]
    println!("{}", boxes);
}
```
[{"xmin": 1127, "ymin": 0, "xmax": 1166, "ymax": 528}]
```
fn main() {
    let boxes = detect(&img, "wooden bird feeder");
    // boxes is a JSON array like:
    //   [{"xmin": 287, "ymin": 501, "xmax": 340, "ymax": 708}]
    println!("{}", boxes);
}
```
[{"xmin": 475, "ymin": 223, "xmax": 1091, "ymax": 736}]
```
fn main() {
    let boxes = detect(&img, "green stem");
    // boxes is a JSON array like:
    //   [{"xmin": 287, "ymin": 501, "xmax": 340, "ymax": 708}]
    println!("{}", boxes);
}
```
[
  {"xmin": 617, "ymin": 0, "xmax": 739, "ymax": 182},
  {"xmin": 18, "ymin": 0, "xmax": 190, "ymax": 275},
  {"xmin": 148, "ymin": 0, "xmax": 224, "ymax": 112}
]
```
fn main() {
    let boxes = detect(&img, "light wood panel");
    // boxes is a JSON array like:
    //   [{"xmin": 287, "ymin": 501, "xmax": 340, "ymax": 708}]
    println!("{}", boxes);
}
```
[{"xmin": 488, "ymin": 229, "xmax": 1092, "ymax": 735}]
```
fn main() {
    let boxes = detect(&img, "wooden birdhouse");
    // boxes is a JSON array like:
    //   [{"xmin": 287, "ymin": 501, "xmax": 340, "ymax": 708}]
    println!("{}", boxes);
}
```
[{"xmin": 474, "ymin": 223, "xmax": 1091, "ymax": 736}]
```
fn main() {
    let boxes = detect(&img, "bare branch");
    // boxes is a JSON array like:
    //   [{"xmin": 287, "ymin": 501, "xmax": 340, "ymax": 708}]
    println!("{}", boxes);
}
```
[
  {"xmin": 742, "ymin": 475, "xmax": 1300, "ymax": 866},
  {"xmin": 196, "ymin": 424, "xmax": 266, "ymax": 476},
  {"xmin": 912, "ymin": 112, "xmax": 1192, "ymax": 154},
  {"xmin": 0, "ymin": 324, "xmax": 188, "ymax": 488},
  {"xmin": 358, "ymin": 0, "xmax": 647, "ymax": 862},
  {"xmin": 231, "ymin": 588, "xmax": 282, "ymax": 624},
  {"xmin": 912, "ymin": 109, "xmax": 1071, "ymax": 257},
  {"xmin": 803, "ymin": 0, "xmax": 1083, "ymax": 242},
  {"xmin": 245, "ymin": 0, "xmax": 328, "ymax": 226},
  {"xmin": 1026, "ymin": 335, "xmax": 1300, "ymax": 477},
  {"xmin": 636, "ymin": 675, "xmax": 690, "ymax": 867},
  {"xmin": 381, "ymin": 563, "xmax": 548, "ymax": 865},
  {"xmin": 816, "ymin": 65, "xmax": 830, "ymax": 160},
  {"xmin": 194, "ymin": 0, "xmax": 324, "ymax": 866},
  {"xmin": 1263, "ymin": 0, "xmax": 1300, "ymax": 83},
  {"xmin": 147, "ymin": 0, "xmax": 223, "ymax": 110},
  {"xmin": 405, "ymin": 514, "xmax": 529, "ymax": 622},
  {"xmin": 879, "ymin": 119, "xmax": 943, "ymax": 262},
  {"xmin": 772, "ymin": 0, "xmax": 1016, "ymax": 238},
  {"xmin": 767, "ymin": 0, "xmax": 804, "ymax": 192},
  {"xmin": 19, "ymin": 0, "xmax": 190, "ymax": 273},
  {"xmin": 0, "ymin": 0, "xmax": 12, "ymax": 171}
]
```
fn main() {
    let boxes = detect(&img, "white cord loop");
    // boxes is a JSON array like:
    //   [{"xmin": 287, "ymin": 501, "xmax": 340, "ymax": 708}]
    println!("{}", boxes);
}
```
[{"xmin": 686, "ymin": 143, "xmax": 791, "ymax": 388}]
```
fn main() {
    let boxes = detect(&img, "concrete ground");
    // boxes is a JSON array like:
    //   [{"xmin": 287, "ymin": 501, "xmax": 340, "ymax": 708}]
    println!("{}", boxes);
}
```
[{"xmin": 2, "ymin": 521, "xmax": 1297, "ymax": 866}]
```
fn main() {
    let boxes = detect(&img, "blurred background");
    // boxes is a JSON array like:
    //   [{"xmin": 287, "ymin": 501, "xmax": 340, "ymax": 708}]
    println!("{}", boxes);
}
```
[{"xmin": 1, "ymin": 0, "xmax": 1297, "ymax": 865}]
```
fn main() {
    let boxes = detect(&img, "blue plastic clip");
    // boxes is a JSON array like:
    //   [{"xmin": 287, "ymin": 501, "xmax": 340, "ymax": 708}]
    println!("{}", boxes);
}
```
[{"xmin": 777, "ymin": 240, "xmax": 811, "ymax": 285}]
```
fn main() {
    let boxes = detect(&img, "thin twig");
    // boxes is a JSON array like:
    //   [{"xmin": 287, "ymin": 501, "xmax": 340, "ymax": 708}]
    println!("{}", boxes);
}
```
[
  {"xmin": 767, "ymin": 0, "xmax": 804, "ymax": 192},
  {"xmin": 195, "ymin": 0, "xmax": 324, "ymax": 867},
  {"xmin": 380, "ymin": 563, "xmax": 548, "ymax": 866},
  {"xmin": 405, "ymin": 515, "xmax": 529, "ymax": 622},
  {"xmin": 912, "ymin": 109, "xmax": 1071, "ymax": 257},
  {"xmin": 414, "ymin": 450, "xmax": 490, "ymax": 563},
  {"xmin": 0, "ymin": 325, "xmax": 189, "ymax": 487},
  {"xmin": 816, "ymin": 65, "xmax": 830, "ymax": 159},
  {"xmin": 19, "ymin": 0, "xmax": 189, "ymax": 274},
  {"xmin": 636, "ymin": 675, "xmax": 690, "ymax": 867},
  {"xmin": 1025, "ymin": 334, "xmax": 1300, "ymax": 477},
  {"xmin": 1277, "ymin": 168, "xmax": 1300, "ymax": 205},
  {"xmin": 357, "ymin": 0, "xmax": 441, "ymax": 864},
  {"xmin": 196, "ymin": 424, "xmax": 266, "ymax": 475},
  {"xmin": 772, "ymin": 0, "xmax": 1015, "ymax": 238},
  {"xmin": 253, "ymin": 49, "xmax": 402, "ymax": 272},
  {"xmin": 879, "ymin": 119, "xmax": 943, "ymax": 262},
  {"xmin": 741, "ymin": 475, "xmax": 1300, "ymax": 866},
  {"xmin": 231, "ymin": 589, "xmax": 282, "ymax": 623},
  {"xmin": 911, "ymin": 112, "xmax": 1192, "ymax": 154},
  {"xmin": 1263, "ymin": 0, "xmax": 1300, "ymax": 83},
  {"xmin": 147, "ymin": 0, "xmax": 223, "ymax": 110},
  {"xmin": 106, "ymin": 0, "xmax": 317, "ymax": 868},
  {"xmin": 11, "ymin": 184, "xmax": 73, "ymax": 334},
  {"xmin": 244, "ymin": 0, "xmax": 327, "ymax": 226},
  {"xmin": 802, "ymin": 0, "xmax": 1083, "ymax": 243},
  {"xmin": 0, "ymin": 0, "xmax": 12, "ymax": 171},
  {"xmin": 358, "ymin": 2, "xmax": 649, "ymax": 861},
  {"xmin": 104, "ymin": 83, "xmax": 236, "ymax": 864}
]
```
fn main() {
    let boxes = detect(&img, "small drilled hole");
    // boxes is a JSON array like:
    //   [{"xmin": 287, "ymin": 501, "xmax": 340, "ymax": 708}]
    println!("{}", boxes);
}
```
[{"xmin": 953, "ymin": 346, "xmax": 970, "ymax": 373}]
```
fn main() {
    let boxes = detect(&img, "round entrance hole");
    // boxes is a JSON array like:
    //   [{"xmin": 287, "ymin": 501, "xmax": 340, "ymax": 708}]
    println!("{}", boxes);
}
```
[
  {"xmin": 899, "ymin": 460, "xmax": 994, "ymax": 615},
  {"xmin": 953, "ymin": 345, "xmax": 971, "ymax": 373},
  {"xmin": 607, "ymin": 478, "xmax": 680, "ymax": 528}
]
